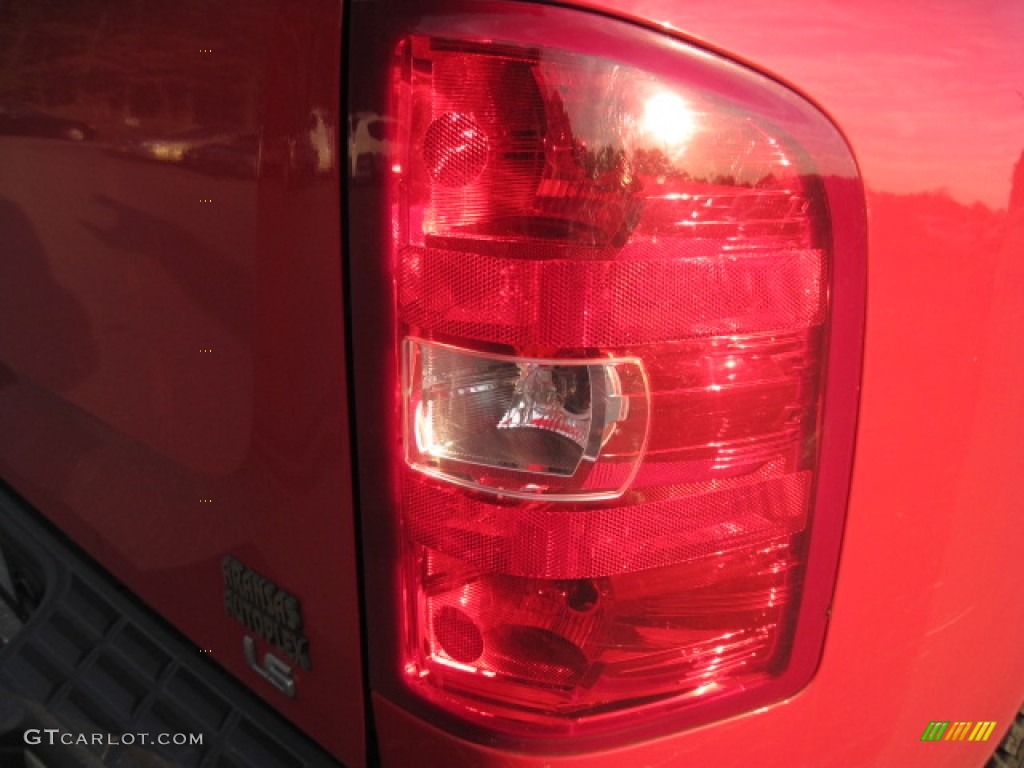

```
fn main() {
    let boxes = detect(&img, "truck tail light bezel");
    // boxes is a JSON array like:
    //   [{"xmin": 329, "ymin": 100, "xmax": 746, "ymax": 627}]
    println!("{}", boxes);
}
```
[{"xmin": 347, "ymin": 0, "xmax": 865, "ymax": 753}]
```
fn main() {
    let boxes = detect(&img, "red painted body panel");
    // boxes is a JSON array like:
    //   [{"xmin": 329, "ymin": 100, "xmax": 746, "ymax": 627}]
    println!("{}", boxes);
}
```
[
  {"xmin": 0, "ymin": 2, "xmax": 365, "ymax": 765},
  {"xmin": 2, "ymin": 0, "xmax": 1023, "ymax": 766}
]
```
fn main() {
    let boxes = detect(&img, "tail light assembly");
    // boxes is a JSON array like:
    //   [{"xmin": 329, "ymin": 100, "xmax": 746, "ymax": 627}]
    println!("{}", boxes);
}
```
[{"xmin": 350, "ymin": 0, "xmax": 865, "ymax": 750}]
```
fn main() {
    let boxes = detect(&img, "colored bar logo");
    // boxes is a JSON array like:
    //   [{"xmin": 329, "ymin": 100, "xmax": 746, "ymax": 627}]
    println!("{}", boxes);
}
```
[{"xmin": 921, "ymin": 721, "xmax": 997, "ymax": 742}]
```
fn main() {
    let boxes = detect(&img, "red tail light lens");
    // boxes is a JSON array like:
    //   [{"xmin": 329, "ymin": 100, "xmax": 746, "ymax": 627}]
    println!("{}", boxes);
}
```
[{"xmin": 377, "ymin": 1, "xmax": 864, "ymax": 746}]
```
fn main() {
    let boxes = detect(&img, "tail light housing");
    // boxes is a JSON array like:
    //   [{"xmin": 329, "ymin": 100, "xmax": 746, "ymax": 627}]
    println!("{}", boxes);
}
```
[{"xmin": 350, "ymin": 0, "xmax": 865, "ymax": 749}]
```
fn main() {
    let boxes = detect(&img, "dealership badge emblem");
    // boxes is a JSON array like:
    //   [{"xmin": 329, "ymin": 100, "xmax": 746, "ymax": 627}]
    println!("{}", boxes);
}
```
[{"xmin": 222, "ymin": 556, "xmax": 311, "ymax": 694}]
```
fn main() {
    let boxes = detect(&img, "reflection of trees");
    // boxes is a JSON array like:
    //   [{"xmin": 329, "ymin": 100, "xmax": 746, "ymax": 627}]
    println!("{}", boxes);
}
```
[
  {"xmin": 579, "ymin": 144, "xmax": 628, "ymax": 181},
  {"xmin": 1011, "ymin": 149, "xmax": 1024, "ymax": 211},
  {"xmin": 0, "ymin": 0, "xmax": 273, "ymax": 135},
  {"xmin": 631, "ymin": 148, "xmax": 782, "ymax": 189},
  {"xmin": 871, "ymin": 187, "xmax": 1005, "ymax": 253},
  {"xmin": 633, "ymin": 148, "xmax": 676, "ymax": 179}
]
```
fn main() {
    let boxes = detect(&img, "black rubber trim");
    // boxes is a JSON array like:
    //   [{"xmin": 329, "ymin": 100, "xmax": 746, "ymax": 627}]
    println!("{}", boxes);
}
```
[
  {"xmin": 0, "ymin": 480, "xmax": 344, "ymax": 768},
  {"xmin": 988, "ymin": 704, "xmax": 1024, "ymax": 768}
]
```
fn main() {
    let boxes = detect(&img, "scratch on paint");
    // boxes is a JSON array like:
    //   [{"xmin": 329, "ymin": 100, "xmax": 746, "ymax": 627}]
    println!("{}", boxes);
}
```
[{"xmin": 925, "ymin": 605, "xmax": 975, "ymax": 638}]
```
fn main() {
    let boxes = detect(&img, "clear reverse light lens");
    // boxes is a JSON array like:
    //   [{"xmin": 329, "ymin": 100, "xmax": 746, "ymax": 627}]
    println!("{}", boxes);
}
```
[{"xmin": 405, "ymin": 340, "xmax": 649, "ymax": 499}]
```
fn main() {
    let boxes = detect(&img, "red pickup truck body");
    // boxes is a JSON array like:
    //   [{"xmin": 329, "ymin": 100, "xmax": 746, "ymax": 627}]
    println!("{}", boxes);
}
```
[{"xmin": 0, "ymin": 1, "xmax": 1022, "ymax": 767}]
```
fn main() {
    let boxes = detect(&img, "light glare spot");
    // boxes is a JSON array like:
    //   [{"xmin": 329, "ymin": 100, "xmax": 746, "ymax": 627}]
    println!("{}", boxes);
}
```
[{"xmin": 642, "ymin": 91, "xmax": 697, "ymax": 149}]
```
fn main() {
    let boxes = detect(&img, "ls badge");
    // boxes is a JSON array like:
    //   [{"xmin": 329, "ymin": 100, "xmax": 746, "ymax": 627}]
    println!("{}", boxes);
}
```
[
  {"xmin": 244, "ymin": 635, "xmax": 295, "ymax": 697},
  {"xmin": 222, "ymin": 556, "xmax": 311, "ymax": 696}
]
